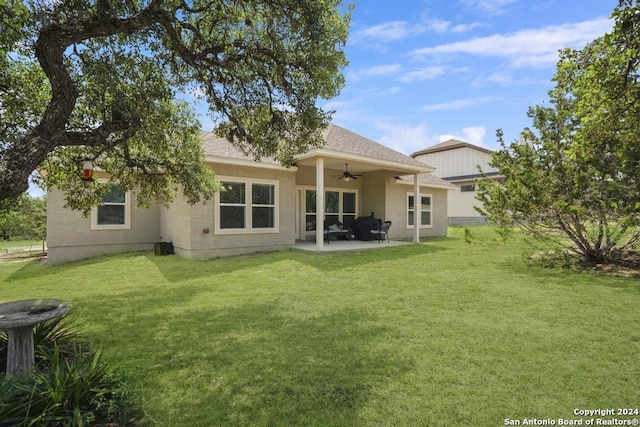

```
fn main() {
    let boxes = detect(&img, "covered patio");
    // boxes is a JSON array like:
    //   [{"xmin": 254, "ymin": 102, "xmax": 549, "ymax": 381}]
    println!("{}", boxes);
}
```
[
  {"xmin": 292, "ymin": 238, "xmax": 413, "ymax": 253},
  {"xmin": 293, "ymin": 124, "xmax": 436, "ymax": 252}
]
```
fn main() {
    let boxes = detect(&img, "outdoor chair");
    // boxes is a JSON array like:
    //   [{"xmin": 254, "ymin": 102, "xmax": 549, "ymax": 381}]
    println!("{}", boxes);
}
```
[{"xmin": 371, "ymin": 220, "xmax": 391, "ymax": 243}]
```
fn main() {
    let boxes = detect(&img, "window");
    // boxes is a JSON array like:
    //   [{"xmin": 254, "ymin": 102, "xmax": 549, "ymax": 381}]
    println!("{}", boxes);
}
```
[
  {"xmin": 325, "ymin": 191, "xmax": 340, "ymax": 226},
  {"xmin": 217, "ymin": 179, "xmax": 278, "ymax": 233},
  {"xmin": 342, "ymin": 192, "xmax": 357, "ymax": 226},
  {"xmin": 251, "ymin": 183, "xmax": 275, "ymax": 228},
  {"xmin": 305, "ymin": 189, "xmax": 317, "ymax": 231},
  {"xmin": 304, "ymin": 189, "xmax": 357, "ymax": 231},
  {"xmin": 219, "ymin": 181, "xmax": 246, "ymax": 229},
  {"xmin": 91, "ymin": 183, "xmax": 131, "ymax": 230},
  {"xmin": 461, "ymin": 184, "xmax": 476, "ymax": 192},
  {"xmin": 407, "ymin": 193, "xmax": 432, "ymax": 228}
]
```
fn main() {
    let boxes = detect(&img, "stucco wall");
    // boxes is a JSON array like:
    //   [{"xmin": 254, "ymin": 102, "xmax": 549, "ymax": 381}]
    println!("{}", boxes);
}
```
[
  {"xmin": 361, "ymin": 172, "xmax": 387, "ymax": 219},
  {"xmin": 46, "ymin": 188, "xmax": 160, "ymax": 264},
  {"xmin": 448, "ymin": 183, "xmax": 484, "ymax": 218},
  {"xmin": 160, "ymin": 190, "xmax": 193, "ymax": 251},
  {"xmin": 384, "ymin": 181, "xmax": 448, "ymax": 239},
  {"xmin": 171, "ymin": 163, "xmax": 298, "ymax": 259}
]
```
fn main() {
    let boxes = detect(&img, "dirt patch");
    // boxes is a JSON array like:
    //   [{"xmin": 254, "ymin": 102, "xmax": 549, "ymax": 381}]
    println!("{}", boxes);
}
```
[{"xmin": 0, "ymin": 250, "xmax": 47, "ymax": 262}]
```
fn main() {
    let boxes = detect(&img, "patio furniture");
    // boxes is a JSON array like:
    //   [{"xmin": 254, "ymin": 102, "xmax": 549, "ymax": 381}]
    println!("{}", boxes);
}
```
[
  {"xmin": 324, "ymin": 222, "xmax": 353, "ymax": 243},
  {"xmin": 352, "ymin": 215, "xmax": 379, "ymax": 241},
  {"xmin": 371, "ymin": 220, "xmax": 392, "ymax": 243}
]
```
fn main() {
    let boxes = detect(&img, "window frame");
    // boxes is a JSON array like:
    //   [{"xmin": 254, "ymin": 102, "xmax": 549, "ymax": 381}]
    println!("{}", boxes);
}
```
[
  {"xmin": 90, "ymin": 181, "xmax": 132, "ymax": 230},
  {"xmin": 406, "ymin": 192, "xmax": 432, "ymax": 229},
  {"xmin": 215, "ymin": 177, "xmax": 279, "ymax": 234},
  {"xmin": 302, "ymin": 187, "xmax": 358, "ymax": 233}
]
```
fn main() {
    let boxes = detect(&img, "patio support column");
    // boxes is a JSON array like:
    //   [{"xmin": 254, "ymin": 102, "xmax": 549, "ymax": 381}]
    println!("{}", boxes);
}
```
[
  {"xmin": 413, "ymin": 173, "xmax": 420, "ymax": 243},
  {"xmin": 315, "ymin": 158, "xmax": 325, "ymax": 250}
]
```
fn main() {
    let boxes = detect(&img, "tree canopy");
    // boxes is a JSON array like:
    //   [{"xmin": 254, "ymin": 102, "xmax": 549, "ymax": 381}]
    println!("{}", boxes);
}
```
[
  {"xmin": 0, "ymin": 0, "xmax": 350, "ymax": 213},
  {"xmin": 0, "ymin": 194, "xmax": 46, "ymax": 241},
  {"xmin": 477, "ymin": 0, "xmax": 640, "ymax": 266}
]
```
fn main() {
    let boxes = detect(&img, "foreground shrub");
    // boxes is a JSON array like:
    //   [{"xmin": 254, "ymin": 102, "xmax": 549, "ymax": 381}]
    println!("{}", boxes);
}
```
[{"xmin": 0, "ymin": 312, "xmax": 140, "ymax": 426}]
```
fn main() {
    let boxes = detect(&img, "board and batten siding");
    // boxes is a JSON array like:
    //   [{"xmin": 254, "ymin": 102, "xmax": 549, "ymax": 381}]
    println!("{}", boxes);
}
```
[{"xmin": 414, "ymin": 147, "xmax": 498, "ymax": 179}]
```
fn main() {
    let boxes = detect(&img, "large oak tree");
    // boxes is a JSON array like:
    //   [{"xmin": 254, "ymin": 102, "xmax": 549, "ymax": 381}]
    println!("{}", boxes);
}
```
[
  {"xmin": 0, "ymin": 0, "xmax": 350, "ymax": 213},
  {"xmin": 477, "ymin": 0, "xmax": 640, "ymax": 265}
]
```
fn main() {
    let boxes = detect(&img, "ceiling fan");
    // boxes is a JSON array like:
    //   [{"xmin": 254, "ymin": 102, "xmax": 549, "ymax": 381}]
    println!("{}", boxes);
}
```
[{"xmin": 334, "ymin": 163, "xmax": 363, "ymax": 181}]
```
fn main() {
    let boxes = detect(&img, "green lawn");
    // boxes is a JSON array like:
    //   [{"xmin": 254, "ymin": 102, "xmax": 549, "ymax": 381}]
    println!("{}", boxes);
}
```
[
  {"xmin": 1, "ymin": 227, "xmax": 639, "ymax": 426},
  {"xmin": 0, "ymin": 239, "xmax": 44, "ymax": 248}
]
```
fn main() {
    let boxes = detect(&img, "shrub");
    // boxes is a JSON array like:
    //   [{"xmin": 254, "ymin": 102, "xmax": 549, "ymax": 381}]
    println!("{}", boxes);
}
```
[{"xmin": 0, "ymin": 311, "xmax": 140, "ymax": 426}]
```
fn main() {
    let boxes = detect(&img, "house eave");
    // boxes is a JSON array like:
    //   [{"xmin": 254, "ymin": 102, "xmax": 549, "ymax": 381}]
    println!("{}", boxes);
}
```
[
  {"xmin": 205, "ymin": 155, "xmax": 297, "ymax": 172},
  {"xmin": 443, "ymin": 172, "xmax": 501, "ymax": 182},
  {"xmin": 394, "ymin": 178, "xmax": 458, "ymax": 191},
  {"xmin": 295, "ymin": 148, "xmax": 435, "ymax": 174}
]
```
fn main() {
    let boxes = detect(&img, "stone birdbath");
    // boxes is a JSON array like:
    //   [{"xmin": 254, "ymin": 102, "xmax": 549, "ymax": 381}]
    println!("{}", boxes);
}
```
[{"xmin": 0, "ymin": 299, "xmax": 70, "ymax": 378}]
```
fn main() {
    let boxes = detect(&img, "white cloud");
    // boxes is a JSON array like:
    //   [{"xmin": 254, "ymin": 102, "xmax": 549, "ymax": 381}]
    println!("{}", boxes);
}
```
[
  {"xmin": 361, "ymin": 86, "xmax": 402, "ymax": 98},
  {"xmin": 460, "ymin": 0, "xmax": 517, "ymax": 15},
  {"xmin": 350, "ymin": 21, "xmax": 426, "ymax": 46},
  {"xmin": 422, "ymin": 17, "xmax": 483, "ymax": 34},
  {"xmin": 375, "ymin": 122, "xmax": 440, "ymax": 155},
  {"xmin": 451, "ymin": 22, "xmax": 484, "ymax": 33},
  {"xmin": 350, "ymin": 16, "xmax": 483, "ymax": 47},
  {"xmin": 423, "ymin": 18, "xmax": 452, "ymax": 33},
  {"xmin": 410, "ymin": 18, "xmax": 613, "ymax": 69},
  {"xmin": 439, "ymin": 126, "xmax": 487, "ymax": 147},
  {"xmin": 422, "ymin": 96, "xmax": 500, "ymax": 111},
  {"xmin": 347, "ymin": 64, "xmax": 403, "ymax": 81},
  {"xmin": 375, "ymin": 122, "xmax": 489, "ymax": 154},
  {"xmin": 461, "ymin": 126, "xmax": 487, "ymax": 146},
  {"xmin": 398, "ymin": 66, "xmax": 450, "ymax": 83},
  {"xmin": 471, "ymin": 71, "xmax": 542, "ymax": 87}
]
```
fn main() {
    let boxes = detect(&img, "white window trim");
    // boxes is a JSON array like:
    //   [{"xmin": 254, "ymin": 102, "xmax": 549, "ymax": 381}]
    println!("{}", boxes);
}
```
[
  {"xmin": 90, "ymin": 180, "xmax": 132, "ymax": 230},
  {"xmin": 300, "ymin": 186, "xmax": 358, "ymax": 235},
  {"xmin": 406, "ymin": 192, "xmax": 432, "ymax": 229},
  {"xmin": 215, "ymin": 176, "xmax": 279, "ymax": 235}
]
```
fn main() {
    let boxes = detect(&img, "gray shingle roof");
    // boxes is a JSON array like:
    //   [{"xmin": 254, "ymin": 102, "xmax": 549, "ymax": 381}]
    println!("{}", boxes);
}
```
[
  {"xmin": 410, "ymin": 139, "xmax": 492, "ymax": 157},
  {"xmin": 321, "ymin": 124, "xmax": 430, "ymax": 169},
  {"xmin": 201, "ymin": 130, "xmax": 279, "ymax": 164},
  {"xmin": 202, "ymin": 124, "xmax": 432, "ymax": 169},
  {"xmin": 200, "ymin": 125, "xmax": 453, "ymax": 188}
]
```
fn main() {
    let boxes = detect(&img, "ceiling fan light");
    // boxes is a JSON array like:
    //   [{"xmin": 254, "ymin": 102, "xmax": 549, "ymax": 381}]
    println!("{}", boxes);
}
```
[{"xmin": 344, "ymin": 176, "xmax": 350, "ymax": 182}]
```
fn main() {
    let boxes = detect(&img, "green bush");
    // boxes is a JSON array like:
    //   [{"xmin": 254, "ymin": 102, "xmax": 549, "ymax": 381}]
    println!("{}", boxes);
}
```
[{"xmin": 0, "ymin": 312, "xmax": 140, "ymax": 426}]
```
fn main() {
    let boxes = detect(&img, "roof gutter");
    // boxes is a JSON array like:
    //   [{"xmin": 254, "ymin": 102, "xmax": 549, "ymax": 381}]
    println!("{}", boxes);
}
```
[
  {"xmin": 204, "ymin": 156, "xmax": 297, "ymax": 172},
  {"xmin": 296, "ymin": 148, "xmax": 435, "ymax": 174}
]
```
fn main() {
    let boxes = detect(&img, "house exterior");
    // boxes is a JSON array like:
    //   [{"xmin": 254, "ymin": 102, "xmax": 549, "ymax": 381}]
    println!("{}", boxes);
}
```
[
  {"xmin": 411, "ymin": 139, "xmax": 499, "ymax": 225},
  {"xmin": 47, "ymin": 124, "xmax": 456, "ymax": 264}
]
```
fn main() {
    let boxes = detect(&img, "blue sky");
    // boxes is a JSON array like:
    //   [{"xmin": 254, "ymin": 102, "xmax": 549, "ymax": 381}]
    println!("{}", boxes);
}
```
[
  {"xmin": 193, "ymin": 0, "xmax": 615, "ymax": 155},
  {"xmin": 312, "ymin": 0, "xmax": 614, "ymax": 155}
]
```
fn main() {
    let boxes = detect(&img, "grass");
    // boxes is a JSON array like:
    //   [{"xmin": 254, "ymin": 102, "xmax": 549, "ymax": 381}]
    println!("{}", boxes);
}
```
[
  {"xmin": 0, "ymin": 239, "xmax": 44, "ymax": 248},
  {"xmin": 0, "ymin": 239, "xmax": 46, "ymax": 261},
  {"xmin": 1, "ymin": 227, "xmax": 639, "ymax": 426}
]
